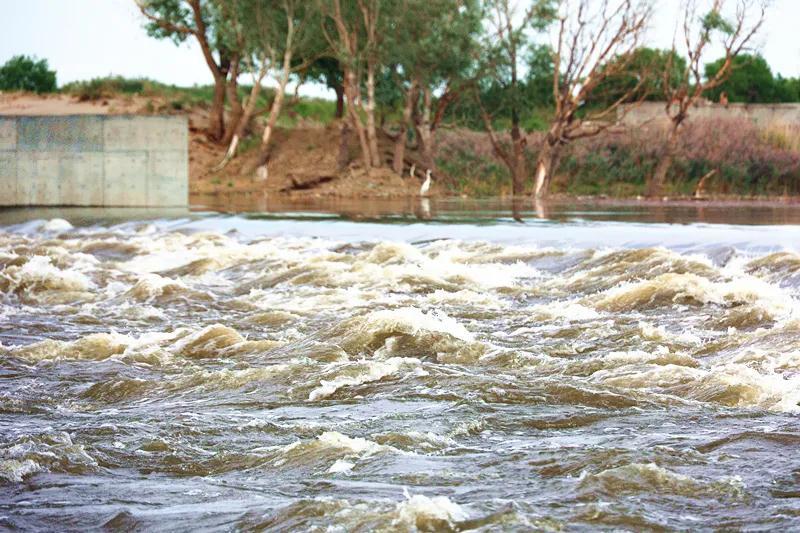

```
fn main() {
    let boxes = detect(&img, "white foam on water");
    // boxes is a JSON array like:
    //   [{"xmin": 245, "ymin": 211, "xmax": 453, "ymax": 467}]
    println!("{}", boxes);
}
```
[
  {"xmin": 41, "ymin": 219, "xmax": 73, "ymax": 232},
  {"xmin": 2, "ymin": 255, "xmax": 92, "ymax": 293},
  {"xmin": 393, "ymin": 490, "xmax": 468, "ymax": 528},
  {"xmin": 327, "ymin": 459, "xmax": 355, "ymax": 474},
  {"xmin": 531, "ymin": 300, "xmax": 601, "ymax": 321},
  {"xmin": 0, "ymin": 459, "xmax": 42, "ymax": 483},
  {"xmin": 308, "ymin": 357, "xmax": 421, "ymax": 401},
  {"xmin": 359, "ymin": 308, "xmax": 476, "ymax": 342}
]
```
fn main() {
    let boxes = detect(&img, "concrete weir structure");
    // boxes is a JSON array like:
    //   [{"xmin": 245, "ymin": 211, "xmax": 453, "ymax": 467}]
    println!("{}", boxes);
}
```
[{"xmin": 0, "ymin": 115, "xmax": 188, "ymax": 207}]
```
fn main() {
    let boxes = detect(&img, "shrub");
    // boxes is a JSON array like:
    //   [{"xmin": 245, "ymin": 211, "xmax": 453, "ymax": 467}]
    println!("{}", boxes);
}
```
[
  {"xmin": 434, "ymin": 116, "xmax": 800, "ymax": 197},
  {"xmin": 62, "ymin": 76, "xmax": 147, "ymax": 101},
  {"xmin": 0, "ymin": 55, "xmax": 57, "ymax": 93}
]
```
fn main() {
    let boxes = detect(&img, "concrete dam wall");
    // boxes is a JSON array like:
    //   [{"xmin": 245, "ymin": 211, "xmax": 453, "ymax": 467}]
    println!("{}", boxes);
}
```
[
  {"xmin": 620, "ymin": 102, "xmax": 800, "ymax": 128},
  {"xmin": 0, "ymin": 115, "xmax": 188, "ymax": 207}
]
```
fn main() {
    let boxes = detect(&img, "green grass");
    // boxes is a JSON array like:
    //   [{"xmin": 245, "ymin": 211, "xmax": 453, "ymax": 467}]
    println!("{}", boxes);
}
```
[
  {"xmin": 436, "ymin": 147, "xmax": 512, "ymax": 197},
  {"xmin": 276, "ymin": 97, "xmax": 337, "ymax": 127}
]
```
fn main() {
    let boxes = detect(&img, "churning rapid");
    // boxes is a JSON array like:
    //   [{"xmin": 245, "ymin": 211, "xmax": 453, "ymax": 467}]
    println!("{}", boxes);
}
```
[{"xmin": 1, "ymin": 212, "xmax": 800, "ymax": 531}]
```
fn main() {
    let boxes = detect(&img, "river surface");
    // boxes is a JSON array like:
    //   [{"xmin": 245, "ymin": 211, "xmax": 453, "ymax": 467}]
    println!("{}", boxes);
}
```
[{"xmin": 1, "ymin": 200, "xmax": 800, "ymax": 531}]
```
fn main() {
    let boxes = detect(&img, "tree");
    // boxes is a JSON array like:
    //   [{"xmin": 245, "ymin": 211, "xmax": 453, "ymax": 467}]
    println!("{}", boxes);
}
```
[
  {"xmin": 319, "ymin": 0, "xmax": 383, "ymax": 173},
  {"xmin": 232, "ymin": 0, "xmax": 320, "ymax": 177},
  {"xmin": 647, "ymin": 0, "xmax": 767, "ymax": 197},
  {"xmin": 533, "ymin": 0, "xmax": 652, "ymax": 198},
  {"xmin": 775, "ymin": 75, "xmax": 800, "ymax": 102},
  {"xmin": 587, "ymin": 47, "xmax": 687, "ymax": 107},
  {"xmin": 387, "ymin": 0, "xmax": 482, "ymax": 176},
  {"xmin": 704, "ymin": 54, "xmax": 778, "ymax": 103},
  {"xmin": 136, "ymin": 0, "xmax": 236, "ymax": 142},
  {"xmin": 305, "ymin": 57, "xmax": 345, "ymax": 118},
  {"xmin": 475, "ymin": 0, "xmax": 555, "ymax": 196},
  {"xmin": 0, "ymin": 55, "xmax": 57, "ymax": 93}
]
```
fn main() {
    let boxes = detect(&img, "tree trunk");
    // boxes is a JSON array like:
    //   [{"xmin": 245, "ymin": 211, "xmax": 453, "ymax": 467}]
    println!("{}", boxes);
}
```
[
  {"xmin": 185, "ymin": 0, "xmax": 227, "ymax": 143},
  {"xmin": 534, "ymin": 142, "xmax": 558, "ymax": 199},
  {"xmin": 647, "ymin": 121, "xmax": 681, "ymax": 198},
  {"xmin": 334, "ymin": 83, "xmax": 345, "ymax": 119},
  {"xmin": 213, "ymin": 62, "xmax": 268, "ymax": 171},
  {"xmin": 392, "ymin": 80, "xmax": 417, "ymax": 175},
  {"xmin": 337, "ymin": 120, "xmax": 353, "ymax": 170},
  {"xmin": 254, "ymin": 52, "xmax": 293, "ymax": 180},
  {"xmin": 510, "ymin": 123, "xmax": 527, "ymax": 196},
  {"xmin": 209, "ymin": 75, "xmax": 226, "ymax": 142},
  {"xmin": 365, "ymin": 61, "xmax": 382, "ymax": 168},
  {"xmin": 344, "ymin": 67, "xmax": 372, "ymax": 175},
  {"xmin": 414, "ymin": 87, "xmax": 436, "ymax": 173},
  {"xmin": 222, "ymin": 70, "xmax": 244, "ymax": 144},
  {"xmin": 648, "ymin": 154, "xmax": 672, "ymax": 198},
  {"xmin": 222, "ymin": 57, "xmax": 243, "ymax": 146}
]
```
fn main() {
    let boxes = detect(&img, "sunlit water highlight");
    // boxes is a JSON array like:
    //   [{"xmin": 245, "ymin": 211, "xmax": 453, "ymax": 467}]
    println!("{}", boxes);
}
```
[{"xmin": 1, "ymin": 204, "xmax": 800, "ymax": 531}]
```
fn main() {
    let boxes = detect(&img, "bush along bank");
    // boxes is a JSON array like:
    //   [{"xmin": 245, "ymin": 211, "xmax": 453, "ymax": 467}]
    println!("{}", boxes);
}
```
[{"xmin": 433, "ymin": 117, "xmax": 800, "ymax": 198}]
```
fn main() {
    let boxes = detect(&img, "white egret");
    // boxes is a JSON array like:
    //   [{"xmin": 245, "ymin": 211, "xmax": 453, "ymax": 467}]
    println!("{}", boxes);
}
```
[{"xmin": 419, "ymin": 169, "xmax": 432, "ymax": 196}]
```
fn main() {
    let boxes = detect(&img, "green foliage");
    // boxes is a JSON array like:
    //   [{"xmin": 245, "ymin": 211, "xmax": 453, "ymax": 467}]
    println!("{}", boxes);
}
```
[
  {"xmin": 61, "ymin": 76, "xmax": 220, "ymax": 106},
  {"xmin": 558, "ymin": 145, "xmax": 655, "ymax": 196},
  {"xmin": 704, "ymin": 54, "xmax": 796, "ymax": 103},
  {"xmin": 62, "ymin": 76, "xmax": 145, "ymax": 100},
  {"xmin": 588, "ymin": 48, "xmax": 687, "ymax": 107},
  {"xmin": 276, "ymin": 98, "xmax": 338, "ymax": 127},
  {"xmin": 775, "ymin": 76, "xmax": 800, "ymax": 102},
  {"xmin": 701, "ymin": 9, "xmax": 735, "ymax": 37},
  {"xmin": 472, "ymin": 1, "xmax": 555, "ymax": 119},
  {"xmin": 0, "ymin": 55, "xmax": 57, "ymax": 93},
  {"xmin": 446, "ymin": 44, "xmax": 554, "ymax": 132},
  {"xmin": 436, "ymin": 146, "xmax": 512, "ymax": 196}
]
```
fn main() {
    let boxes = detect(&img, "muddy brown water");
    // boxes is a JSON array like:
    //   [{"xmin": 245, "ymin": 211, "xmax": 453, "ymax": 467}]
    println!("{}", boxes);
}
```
[{"xmin": 1, "ymin": 198, "xmax": 800, "ymax": 531}]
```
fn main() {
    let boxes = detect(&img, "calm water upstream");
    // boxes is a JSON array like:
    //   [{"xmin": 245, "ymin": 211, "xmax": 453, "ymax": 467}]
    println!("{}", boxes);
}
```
[{"xmin": 1, "ymin": 199, "xmax": 800, "ymax": 531}]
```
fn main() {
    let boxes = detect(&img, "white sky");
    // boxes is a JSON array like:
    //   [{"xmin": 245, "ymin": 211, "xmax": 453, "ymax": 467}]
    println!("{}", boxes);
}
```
[{"xmin": 1, "ymin": 0, "xmax": 798, "ymax": 98}]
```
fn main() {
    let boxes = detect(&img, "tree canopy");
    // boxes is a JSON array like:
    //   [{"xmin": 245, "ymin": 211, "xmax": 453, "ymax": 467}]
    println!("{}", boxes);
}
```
[
  {"xmin": 704, "ymin": 54, "xmax": 794, "ymax": 103},
  {"xmin": 588, "ymin": 48, "xmax": 687, "ymax": 107},
  {"xmin": 0, "ymin": 55, "xmax": 57, "ymax": 93}
]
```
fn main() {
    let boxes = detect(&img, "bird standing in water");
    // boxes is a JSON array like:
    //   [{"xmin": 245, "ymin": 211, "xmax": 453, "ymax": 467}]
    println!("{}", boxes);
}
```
[{"xmin": 419, "ymin": 169, "xmax": 432, "ymax": 196}]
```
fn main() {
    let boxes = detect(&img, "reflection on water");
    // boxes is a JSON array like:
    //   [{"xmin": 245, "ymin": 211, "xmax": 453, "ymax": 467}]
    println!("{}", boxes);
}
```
[
  {"xmin": 190, "ymin": 192, "xmax": 800, "ymax": 225},
  {"xmin": 1, "ymin": 201, "xmax": 800, "ymax": 530}
]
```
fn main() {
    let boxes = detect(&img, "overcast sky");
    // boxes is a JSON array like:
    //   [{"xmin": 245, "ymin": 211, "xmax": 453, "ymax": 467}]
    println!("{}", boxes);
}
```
[{"xmin": 1, "ymin": 0, "xmax": 798, "ymax": 98}]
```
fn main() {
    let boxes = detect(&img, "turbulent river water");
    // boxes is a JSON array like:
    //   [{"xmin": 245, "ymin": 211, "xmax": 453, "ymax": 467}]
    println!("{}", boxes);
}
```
[{"xmin": 1, "ymin": 202, "xmax": 800, "ymax": 531}]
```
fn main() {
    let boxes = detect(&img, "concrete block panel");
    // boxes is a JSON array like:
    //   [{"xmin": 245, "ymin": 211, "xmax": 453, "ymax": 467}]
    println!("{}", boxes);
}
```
[
  {"xmin": 0, "ymin": 152, "xmax": 17, "ymax": 206},
  {"xmin": 104, "ymin": 116, "xmax": 187, "ymax": 152},
  {"xmin": 17, "ymin": 152, "xmax": 60, "ymax": 205},
  {"xmin": 147, "ymin": 150, "xmax": 188, "ymax": 206},
  {"xmin": 104, "ymin": 152, "xmax": 148, "ymax": 206},
  {"xmin": 1, "ymin": 115, "xmax": 187, "ymax": 206},
  {"xmin": 17, "ymin": 116, "xmax": 104, "ymax": 152},
  {"xmin": 0, "ymin": 118, "xmax": 16, "ymax": 151},
  {"xmin": 60, "ymin": 152, "xmax": 104, "ymax": 206}
]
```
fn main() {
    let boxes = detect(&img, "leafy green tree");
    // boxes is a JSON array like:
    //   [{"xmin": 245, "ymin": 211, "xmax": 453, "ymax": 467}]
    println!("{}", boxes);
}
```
[
  {"xmin": 386, "ymin": 0, "xmax": 482, "ymax": 175},
  {"xmin": 588, "ymin": 48, "xmax": 687, "ymax": 107},
  {"xmin": 304, "ymin": 57, "xmax": 345, "ymax": 118},
  {"xmin": 318, "ymin": 0, "xmax": 385, "ymax": 173},
  {"xmin": 136, "ymin": 0, "xmax": 237, "ymax": 142},
  {"xmin": 522, "ymin": 44, "xmax": 555, "ymax": 108},
  {"xmin": 212, "ymin": 0, "xmax": 323, "ymax": 173},
  {"xmin": 445, "ymin": 44, "xmax": 554, "ymax": 132},
  {"xmin": 775, "ymin": 75, "xmax": 800, "ymax": 102},
  {"xmin": 0, "ymin": 55, "xmax": 56, "ymax": 93},
  {"xmin": 473, "ymin": 0, "xmax": 555, "ymax": 196},
  {"xmin": 705, "ymin": 54, "xmax": 779, "ymax": 103}
]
